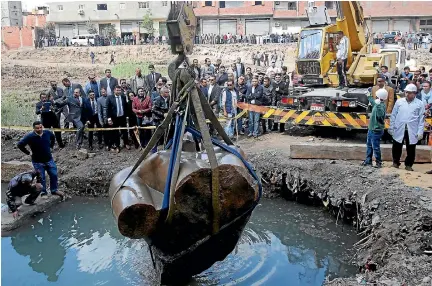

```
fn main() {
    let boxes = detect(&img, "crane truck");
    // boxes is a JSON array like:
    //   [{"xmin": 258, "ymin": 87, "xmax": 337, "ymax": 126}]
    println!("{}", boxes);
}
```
[{"xmin": 281, "ymin": 1, "xmax": 400, "ymax": 113}]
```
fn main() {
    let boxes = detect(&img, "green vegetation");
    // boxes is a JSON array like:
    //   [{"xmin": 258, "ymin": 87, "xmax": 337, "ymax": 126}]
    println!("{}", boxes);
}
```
[
  {"xmin": 141, "ymin": 10, "xmax": 155, "ymax": 35},
  {"xmin": 110, "ymin": 62, "xmax": 168, "ymax": 79},
  {"xmin": 1, "ymin": 92, "xmax": 38, "ymax": 127}
]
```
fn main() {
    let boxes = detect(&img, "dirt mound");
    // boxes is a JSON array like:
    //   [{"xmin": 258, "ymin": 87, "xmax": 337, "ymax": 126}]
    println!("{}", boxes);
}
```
[
  {"xmin": 408, "ymin": 48, "xmax": 432, "ymax": 68},
  {"xmin": 2, "ymin": 43, "xmax": 297, "ymax": 67}
]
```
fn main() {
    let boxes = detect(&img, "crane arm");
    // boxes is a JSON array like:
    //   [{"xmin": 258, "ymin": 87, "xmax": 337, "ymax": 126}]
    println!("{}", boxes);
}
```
[{"xmin": 336, "ymin": 1, "xmax": 366, "ymax": 52}]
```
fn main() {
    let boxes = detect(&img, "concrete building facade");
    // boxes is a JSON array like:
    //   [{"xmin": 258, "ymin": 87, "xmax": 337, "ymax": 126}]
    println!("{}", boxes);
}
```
[
  {"xmin": 46, "ymin": 1, "xmax": 171, "ymax": 38},
  {"xmin": 1, "ymin": 1, "xmax": 23, "ymax": 27},
  {"xmin": 193, "ymin": 1, "xmax": 432, "ymax": 35}
]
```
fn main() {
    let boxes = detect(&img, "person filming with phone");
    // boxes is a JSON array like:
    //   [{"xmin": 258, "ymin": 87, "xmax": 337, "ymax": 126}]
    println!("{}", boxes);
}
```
[{"xmin": 35, "ymin": 92, "xmax": 65, "ymax": 148}]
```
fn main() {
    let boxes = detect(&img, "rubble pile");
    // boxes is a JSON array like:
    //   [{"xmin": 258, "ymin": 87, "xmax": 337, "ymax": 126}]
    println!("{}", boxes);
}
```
[{"xmin": 408, "ymin": 48, "xmax": 432, "ymax": 67}]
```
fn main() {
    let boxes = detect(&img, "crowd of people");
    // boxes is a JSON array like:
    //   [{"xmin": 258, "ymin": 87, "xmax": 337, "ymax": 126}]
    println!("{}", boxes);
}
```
[
  {"xmin": 35, "ymin": 32, "xmax": 299, "ymax": 49},
  {"xmin": 195, "ymin": 33, "xmax": 298, "ymax": 45},
  {"xmin": 373, "ymin": 31, "xmax": 432, "ymax": 51}
]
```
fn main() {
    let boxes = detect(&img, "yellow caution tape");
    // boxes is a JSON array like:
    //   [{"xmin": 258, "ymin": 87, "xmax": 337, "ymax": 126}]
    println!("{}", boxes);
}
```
[{"xmin": 0, "ymin": 117, "xmax": 234, "ymax": 133}]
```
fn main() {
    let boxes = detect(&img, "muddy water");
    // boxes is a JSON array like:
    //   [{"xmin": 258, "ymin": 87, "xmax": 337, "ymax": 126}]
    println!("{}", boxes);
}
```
[{"xmin": 1, "ymin": 197, "xmax": 358, "ymax": 286}]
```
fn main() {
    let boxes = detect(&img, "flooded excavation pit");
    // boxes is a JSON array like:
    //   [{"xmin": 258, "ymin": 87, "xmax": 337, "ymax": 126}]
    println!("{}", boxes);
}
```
[{"xmin": 1, "ymin": 197, "xmax": 357, "ymax": 285}]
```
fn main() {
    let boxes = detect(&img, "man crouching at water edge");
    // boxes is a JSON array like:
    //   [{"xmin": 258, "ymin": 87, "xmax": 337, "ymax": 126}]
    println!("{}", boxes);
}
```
[
  {"xmin": 6, "ymin": 170, "xmax": 43, "ymax": 218},
  {"xmin": 17, "ymin": 121, "xmax": 66, "ymax": 201},
  {"xmin": 362, "ymin": 88, "xmax": 388, "ymax": 168}
]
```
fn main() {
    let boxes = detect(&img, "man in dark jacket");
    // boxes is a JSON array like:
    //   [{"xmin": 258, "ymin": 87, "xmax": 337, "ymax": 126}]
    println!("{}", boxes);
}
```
[
  {"xmin": 84, "ymin": 90, "xmax": 103, "ymax": 150},
  {"xmin": 99, "ymin": 69, "xmax": 118, "ymax": 97},
  {"xmin": 272, "ymin": 73, "xmax": 289, "ymax": 132},
  {"xmin": 55, "ymin": 88, "xmax": 86, "ymax": 149},
  {"xmin": 262, "ymin": 77, "xmax": 274, "ymax": 133},
  {"xmin": 17, "ymin": 121, "xmax": 65, "ymax": 200},
  {"xmin": 104, "ymin": 85, "xmax": 130, "ymax": 152},
  {"xmin": 236, "ymin": 75, "xmax": 248, "ymax": 134},
  {"xmin": 47, "ymin": 81, "xmax": 67, "ymax": 128},
  {"xmin": 152, "ymin": 86, "xmax": 170, "ymax": 126},
  {"xmin": 200, "ymin": 78, "xmax": 209, "ymax": 100},
  {"xmin": 146, "ymin": 64, "xmax": 161, "ymax": 91},
  {"xmin": 6, "ymin": 170, "xmax": 43, "ymax": 218},
  {"xmin": 208, "ymin": 75, "xmax": 222, "ymax": 114},
  {"xmin": 246, "ymin": 78, "xmax": 264, "ymax": 138},
  {"xmin": 216, "ymin": 65, "xmax": 228, "ymax": 87},
  {"xmin": 36, "ymin": 92, "xmax": 64, "ymax": 148}
]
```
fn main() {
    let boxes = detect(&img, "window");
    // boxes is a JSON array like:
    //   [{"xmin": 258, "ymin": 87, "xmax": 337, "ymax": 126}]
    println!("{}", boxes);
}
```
[
  {"xmin": 79, "ymin": 4, "xmax": 85, "ymax": 9},
  {"xmin": 220, "ymin": 1, "xmax": 225, "ymax": 8},
  {"xmin": 120, "ymin": 3, "xmax": 125, "ymax": 9},
  {"xmin": 298, "ymin": 29, "xmax": 323, "ymax": 59},
  {"xmin": 225, "ymin": 1, "xmax": 243, "ymax": 8},
  {"xmin": 288, "ymin": 1, "xmax": 296, "ymax": 10},
  {"xmin": 97, "ymin": 4, "xmax": 107, "ymax": 10},
  {"xmin": 138, "ymin": 2, "xmax": 149, "ymax": 9},
  {"xmin": 420, "ymin": 20, "xmax": 427, "ymax": 25},
  {"xmin": 323, "ymin": 32, "xmax": 338, "ymax": 57},
  {"xmin": 325, "ymin": 1, "xmax": 335, "ymax": 9},
  {"xmin": 204, "ymin": 1, "xmax": 212, "ymax": 6},
  {"xmin": 254, "ymin": 1, "xmax": 262, "ymax": 5},
  {"xmin": 282, "ymin": 23, "xmax": 288, "ymax": 30},
  {"xmin": 162, "ymin": 1, "xmax": 168, "ymax": 6},
  {"xmin": 58, "ymin": 5, "xmax": 63, "ymax": 10}
]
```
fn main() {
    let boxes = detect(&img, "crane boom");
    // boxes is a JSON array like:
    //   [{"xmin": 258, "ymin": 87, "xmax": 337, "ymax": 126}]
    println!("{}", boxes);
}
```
[{"xmin": 336, "ymin": 1, "xmax": 366, "ymax": 52}]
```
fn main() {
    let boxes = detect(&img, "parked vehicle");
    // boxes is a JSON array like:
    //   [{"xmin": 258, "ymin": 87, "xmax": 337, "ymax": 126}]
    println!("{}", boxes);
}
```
[{"xmin": 71, "ymin": 34, "xmax": 96, "ymax": 46}]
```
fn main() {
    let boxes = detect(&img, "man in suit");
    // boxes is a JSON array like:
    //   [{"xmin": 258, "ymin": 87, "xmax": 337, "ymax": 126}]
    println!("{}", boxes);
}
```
[
  {"xmin": 55, "ymin": 88, "xmax": 86, "ymax": 149},
  {"xmin": 216, "ymin": 65, "xmax": 229, "ymax": 87},
  {"xmin": 234, "ymin": 57, "xmax": 246, "ymax": 78},
  {"xmin": 246, "ymin": 78, "xmax": 264, "ymax": 138},
  {"xmin": 84, "ymin": 90, "xmax": 103, "ymax": 150},
  {"xmin": 46, "ymin": 80, "xmax": 69, "ymax": 130},
  {"xmin": 145, "ymin": 64, "xmax": 161, "ymax": 91},
  {"xmin": 62, "ymin": 78, "xmax": 85, "ymax": 99},
  {"xmin": 208, "ymin": 75, "xmax": 222, "ymax": 115},
  {"xmin": 99, "ymin": 69, "xmax": 118, "ymax": 97},
  {"xmin": 104, "ymin": 85, "xmax": 130, "ymax": 152},
  {"xmin": 97, "ymin": 87, "xmax": 110, "ymax": 150}
]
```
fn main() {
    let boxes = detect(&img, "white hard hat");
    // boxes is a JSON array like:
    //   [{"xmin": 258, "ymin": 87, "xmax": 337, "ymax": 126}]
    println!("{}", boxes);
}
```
[
  {"xmin": 376, "ymin": 88, "xmax": 388, "ymax": 101},
  {"xmin": 405, "ymin": 83, "xmax": 418, "ymax": 93}
]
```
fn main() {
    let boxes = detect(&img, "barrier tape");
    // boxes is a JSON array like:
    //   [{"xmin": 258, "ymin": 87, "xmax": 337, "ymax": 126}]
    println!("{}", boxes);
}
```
[
  {"xmin": 237, "ymin": 103, "xmax": 432, "ymax": 131},
  {"xmin": 0, "ymin": 117, "xmax": 232, "ymax": 133}
]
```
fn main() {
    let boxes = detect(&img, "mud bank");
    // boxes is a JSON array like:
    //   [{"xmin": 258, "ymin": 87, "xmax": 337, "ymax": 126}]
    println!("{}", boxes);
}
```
[{"xmin": 2, "ymin": 129, "xmax": 432, "ymax": 284}]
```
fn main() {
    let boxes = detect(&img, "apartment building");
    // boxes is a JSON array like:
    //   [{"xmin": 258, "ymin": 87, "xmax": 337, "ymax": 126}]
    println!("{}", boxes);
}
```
[
  {"xmin": 46, "ymin": 1, "xmax": 171, "ymax": 38},
  {"xmin": 194, "ymin": 1, "xmax": 432, "ymax": 35},
  {"xmin": 1, "ymin": 1, "xmax": 23, "ymax": 27}
]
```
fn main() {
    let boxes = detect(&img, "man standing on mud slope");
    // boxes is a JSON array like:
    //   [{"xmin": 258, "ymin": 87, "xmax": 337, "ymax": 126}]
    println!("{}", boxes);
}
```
[{"xmin": 17, "ymin": 121, "xmax": 65, "ymax": 200}]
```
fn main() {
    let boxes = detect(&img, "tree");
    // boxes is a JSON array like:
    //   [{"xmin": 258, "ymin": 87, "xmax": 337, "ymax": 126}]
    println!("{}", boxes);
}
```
[
  {"xmin": 86, "ymin": 20, "xmax": 98, "ymax": 34},
  {"xmin": 43, "ymin": 22, "xmax": 56, "ymax": 38},
  {"xmin": 141, "ymin": 10, "xmax": 155, "ymax": 35},
  {"xmin": 102, "ymin": 24, "xmax": 117, "ymax": 38}
]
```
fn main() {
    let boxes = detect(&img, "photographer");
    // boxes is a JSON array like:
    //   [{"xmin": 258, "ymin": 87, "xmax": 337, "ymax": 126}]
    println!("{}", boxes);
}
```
[{"xmin": 35, "ymin": 92, "xmax": 64, "ymax": 148}]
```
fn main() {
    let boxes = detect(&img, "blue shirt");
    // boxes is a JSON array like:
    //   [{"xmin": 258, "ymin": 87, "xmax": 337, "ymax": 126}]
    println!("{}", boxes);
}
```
[{"xmin": 17, "ymin": 130, "xmax": 55, "ymax": 163}]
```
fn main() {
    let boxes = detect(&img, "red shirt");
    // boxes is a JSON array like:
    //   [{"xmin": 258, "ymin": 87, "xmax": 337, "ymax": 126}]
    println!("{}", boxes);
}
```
[{"xmin": 132, "ymin": 96, "xmax": 152, "ymax": 118}]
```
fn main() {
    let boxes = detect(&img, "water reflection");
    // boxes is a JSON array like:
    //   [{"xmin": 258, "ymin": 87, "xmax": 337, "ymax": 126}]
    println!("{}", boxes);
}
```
[{"xmin": 2, "ymin": 198, "xmax": 357, "ymax": 286}]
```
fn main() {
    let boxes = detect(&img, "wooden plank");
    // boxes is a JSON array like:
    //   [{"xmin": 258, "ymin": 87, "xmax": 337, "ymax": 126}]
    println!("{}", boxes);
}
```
[{"xmin": 290, "ymin": 143, "xmax": 432, "ymax": 163}]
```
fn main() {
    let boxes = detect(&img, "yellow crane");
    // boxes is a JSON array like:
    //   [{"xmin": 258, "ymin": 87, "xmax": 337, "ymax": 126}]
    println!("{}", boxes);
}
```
[{"xmin": 296, "ymin": 1, "xmax": 397, "ymax": 88}]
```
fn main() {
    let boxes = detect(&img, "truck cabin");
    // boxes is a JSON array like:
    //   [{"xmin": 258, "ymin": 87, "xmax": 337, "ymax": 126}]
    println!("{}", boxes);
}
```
[{"xmin": 296, "ymin": 26, "xmax": 342, "ymax": 85}]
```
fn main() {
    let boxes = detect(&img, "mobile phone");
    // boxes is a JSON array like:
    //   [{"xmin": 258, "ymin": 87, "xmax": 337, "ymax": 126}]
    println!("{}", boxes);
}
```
[{"xmin": 43, "ymin": 102, "xmax": 52, "ymax": 112}]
